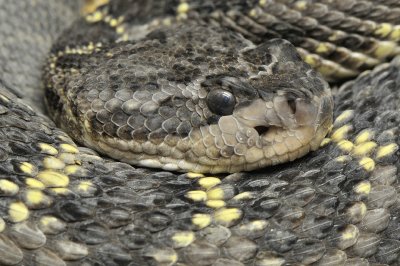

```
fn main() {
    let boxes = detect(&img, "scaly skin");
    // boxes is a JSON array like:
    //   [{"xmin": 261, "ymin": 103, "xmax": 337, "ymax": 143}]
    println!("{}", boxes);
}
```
[
  {"xmin": 45, "ymin": 9, "xmax": 333, "ymax": 173},
  {"xmin": 0, "ymin": 0, "xmax": 398, "ymax": 265}
]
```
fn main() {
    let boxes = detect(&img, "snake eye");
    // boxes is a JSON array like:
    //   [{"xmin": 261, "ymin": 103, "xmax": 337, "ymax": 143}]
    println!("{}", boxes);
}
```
[{"xmin": 206, "ymin": 89, "xmax": 236, "ymax": 116}]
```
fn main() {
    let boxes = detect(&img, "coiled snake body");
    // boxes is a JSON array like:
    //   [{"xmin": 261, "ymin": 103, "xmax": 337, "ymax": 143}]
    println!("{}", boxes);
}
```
[{"xmin": 0, "ymin": 0, "xmax": 399, "ymax": 265}]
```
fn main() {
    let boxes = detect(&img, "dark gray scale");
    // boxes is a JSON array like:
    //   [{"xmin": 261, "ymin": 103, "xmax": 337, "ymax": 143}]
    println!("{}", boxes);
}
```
[
  {"xmin": 72, "ymin": 221, "xmax": 110, "ymax": 245},
  {"xmin": 265, "ymin": 2, "xmax": 377, "ymax": 53},
  {"xmin": 320, "ymin": 0, "xmax": 400, "ymax": 24},
  {"xmin": 375, "ymin": 0, "xmax": 400, "ymax": 8}
]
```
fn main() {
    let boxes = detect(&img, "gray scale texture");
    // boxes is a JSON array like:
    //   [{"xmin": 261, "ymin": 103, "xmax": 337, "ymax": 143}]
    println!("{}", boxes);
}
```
[
  {"xmin": 0, "ymin": 0, "xmax": 399, "ymax": 265},
  {"xmin": 46, "ymin": 17, "xmax": 332, "ymax": 173},
  {"xmin": 0, "ymin": 0, "xmax": 81, "ymax": 112}
]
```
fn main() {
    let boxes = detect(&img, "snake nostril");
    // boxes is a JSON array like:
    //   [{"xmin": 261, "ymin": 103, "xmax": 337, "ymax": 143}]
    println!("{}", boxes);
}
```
[
  {"xmin": 254, "ymin": 126, "xmax": 270, "ymax": 136},
  {"xmin": 287, "ymin": 99, "xmax": 296, "ymax": 114}
]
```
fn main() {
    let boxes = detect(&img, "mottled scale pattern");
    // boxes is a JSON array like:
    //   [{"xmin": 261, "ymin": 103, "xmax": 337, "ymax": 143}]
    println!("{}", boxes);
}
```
[
  {"xmin": 45, "ymin": 0, "xmax": 400, "ymax": 91},
  {"xmin": 250, "ymin": 0, "xmax": 400, "ymax": 81},
  {"xmin": 45, "ymin": 1, "xmax": 334, "ymax": 173},
  {"xmin": 0, "ymin": 59, "xmax": 400, "ymax": 264},
  {"xmin": 0, "ymin": 0, "xmax": 399, "ymax": 265}
]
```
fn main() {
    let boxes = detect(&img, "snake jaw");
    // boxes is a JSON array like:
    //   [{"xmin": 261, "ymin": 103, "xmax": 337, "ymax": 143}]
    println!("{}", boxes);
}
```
[{"xmin": 231, "ymin": 87, "xmax": 333, "ymax": 169}]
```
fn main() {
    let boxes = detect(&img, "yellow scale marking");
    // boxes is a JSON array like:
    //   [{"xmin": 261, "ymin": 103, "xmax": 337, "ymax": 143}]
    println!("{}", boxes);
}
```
[
  {"xmin": 86, "ymin": 10, "xmax": 104, "ymax": 23},
  {"xmin": 352, "ymin": 141, "xmax": 377, "ymax": 157},
  {"xmin": 389, "ymin": 26, "xmax": 400, "ymax": 41},
  {"xmin": 331, "ymin": 125, "xmax": 352, "ymax": 142},
  {"xmin": 39, "ymin": 215, "xmax": 63, "ymax": 231},
  {"xmin": 259, "ymin": 0, "xmax": 267, "ymax": 6},
  {"xmin": 341, "ymin": 225, "xmax": 359, "ymax": 240},
  {"xmin": 304, "ymin": 54, "xmax": 318, "ymax": 67},
  {"xmin": 60, "ymin": 143, "xmax": 79, "ymax": 154},
  {"xmin": 214, "ymin": 208, "xmax": 242, "ymax": 224},
  {"xmin": 374, "ymin": 41, "xmax": 397, "ymax": 59},
  {"xmin": 186, "ymin": 172, "xmax": 204, "ymax": 179},
  {"xmin": 248, "ymin": 8, "xmax": 258, "ymax": 18},
  {"xmin": 337, "ymin": 140, "xmax": 354, "ymax": 152},
  {"xmin": 347, "ymin": 202, "xmax": 367, "ymax": 221},
  {"xmin": 36, "ymin": 170, "xmax": 69, "ymax": 187},
  {"xmin": 334, "ymin": 110, "xmax": 354, "ymax": 126},
  {"xmin": 0, "ymin": 179, "xmax": 19, "ymax": 195},
  {"xmin": 9, "ymin": 202, "xmax": 29, "ymax": 223},
  {"xmin": 64, "ymin": 165, "xmax": 82, "ymax": 175},
  {"xmin": 171, "ymin": 231, "xmax": 195, "ymax": 247},
  {"xmin": 38, "ymin": 143, "xmax": 59, "ymax": 155},
  {"xmin": 25, "ymin": 178, "xmax": 45, "ymax": 189},
  {"xmin": 315, "ymin": 42, "xmax": 334, "ymax": 54},
  {"xmin": 185, "ymin": 190, "xmax": 207, "ymax": 202},
  {"xmin": 206, "ymin": 187, "xmax": 224, "ymax": 200},
  {"xmin": 376, "ymin": 143, "xmax": 398, "ymax": 159},
  {"xmin": 19, "ymin": 162, "xmax": 36, "ymax": 175},
  {"xmin": 239, "ymin": 220, "xmax": 269, "ymax": 231},
  {"xmin": 177, "ymin": 2, "xmax": 189, "ymax": 14},
  {"xmin": 335, "ymin": 155, "xmax": 351, "ymax": 163},
  {"xmin": 116, "ymin": 25, "xmax": 125, "ymax": 34},
  {"xmin": 109, "ymin": 18, "xmax": 119, "ymax": 27},
  {"xmin": 43, "ymin": 156, "xmax": 66, "ymax": 170},
  {"xmin": 25, "ymin": 189, "xmax": 48, "ymax": 206},
  {"xmin": 153, "ymin": 252, "xmax": 177, "ymax": 265},
  {"xmin": 249, "ymin": 220, "xmax": 268, "ymax": 230},
  {"xmin": 86, "ymin": 5, "xmax": 126, "ymax": 37},
  {"xmin": 294, "ymin": 0, "xmax": 307, "ymax": 10},
  {"xmin": 374, "ymin": 23, "xmax": 392, "ymax": 38},
  {"xmin": 206, "ymin": 200, "xmax": 226, "ymax": 209},
  {"xmin": 58, "ymin": 153, "xmax": 80, "ymax": 165},
  {"xmin": 40, "ymin": 216, "xmax": 57, "ymax": 226},
  {"xmin": 232, "ymin": 191, "xmax": 254, "ymax": 201},
  {"xmin": 354, "ymin": 130, "xmax": 374, "ymax": 144},
  {"xmin": 77, "ymin": 181, "xmax": 94, "ymax": 192},
  {"xmin": 359, "ymin": 157, "xmax": 375, "ymax": 172},
  {"xmin": 191, "ymin": 213, "xmax": 211, "ymax": 229},
  {"xmin": 198, "ymin": 177, "xmax": 221, "ymax": 189},
  {"xmin": 320, "ymin": 138, "xmax": 331, "ymax": 147},
  {"xmin": 50, "ymin": 188, "xmax": 71, "ymax": 195},
  {"xmin": 354, "ymin": 181, "xmax": 371, "ymax": 195}
]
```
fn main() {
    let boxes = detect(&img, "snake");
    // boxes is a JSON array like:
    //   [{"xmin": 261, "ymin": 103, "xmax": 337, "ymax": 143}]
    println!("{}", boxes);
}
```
[{"xmin": 0, "ymin": 0, "xmax": 399, "ymax": 265}]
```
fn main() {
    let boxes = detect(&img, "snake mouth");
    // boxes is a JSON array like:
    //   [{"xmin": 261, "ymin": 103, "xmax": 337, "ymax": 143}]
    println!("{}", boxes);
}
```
[
  {"xmin": 254, "ymin": 125, "xmax": 270, "ymax": 136},
  {"xmin": 227, "ymin": 89, "xmax": 333, "ymax": 170}
]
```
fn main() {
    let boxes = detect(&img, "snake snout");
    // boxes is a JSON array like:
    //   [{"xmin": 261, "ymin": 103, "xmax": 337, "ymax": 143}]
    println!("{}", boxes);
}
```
[{"xmin": 232, "ymin": 87, "xmax": 333, "ymax": 170}]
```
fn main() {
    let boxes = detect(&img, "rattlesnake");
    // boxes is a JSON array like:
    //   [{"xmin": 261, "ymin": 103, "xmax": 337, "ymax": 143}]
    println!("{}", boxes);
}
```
[{"xmin": 0, "ymin": 0, "xmax": 399, "ymax": 265}]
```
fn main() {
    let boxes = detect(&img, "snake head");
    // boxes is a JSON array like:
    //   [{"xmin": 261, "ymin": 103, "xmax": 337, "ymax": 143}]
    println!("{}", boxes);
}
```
[
  {"xmin": 46, "ymin": 23, "xmax": 333, "ymax": 173},
  {"xmin": 197, "ymin": 39, "xmax": 333, "ymax": 172}
]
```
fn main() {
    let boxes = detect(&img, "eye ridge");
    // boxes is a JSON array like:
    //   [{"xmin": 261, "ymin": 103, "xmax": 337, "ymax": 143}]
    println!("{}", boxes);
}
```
[{"xmin": 206, "ymin": 89, "xmax": 236, "ymax": 116}]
